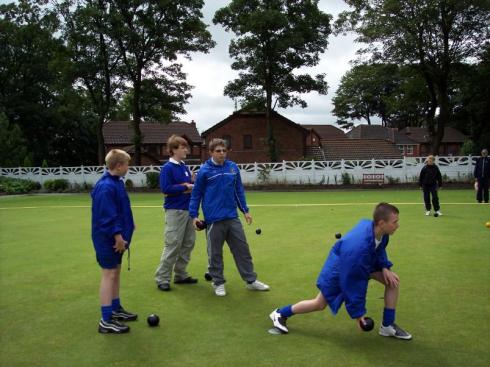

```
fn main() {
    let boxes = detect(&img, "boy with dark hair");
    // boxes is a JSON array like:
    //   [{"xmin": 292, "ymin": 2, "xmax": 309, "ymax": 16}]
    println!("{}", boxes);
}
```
[
  {"xmin": 154, "ymin": 135, "xmax": 197, "ymax": 291},
  {"xmin": 189, "ymin": 138, "xmax": 269, "ymax": 296},
  {"xmin": 270, "ymin": 203, "xmax": 412, "ymax": 340},
  {"xmin": 91, "ymin": 149, "xmax": 137, "ymax": 334}
]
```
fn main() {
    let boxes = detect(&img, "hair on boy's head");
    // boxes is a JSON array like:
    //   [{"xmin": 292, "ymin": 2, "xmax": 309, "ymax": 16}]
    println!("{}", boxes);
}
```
[
  {"xmin": 208, "ymin": 138, "xmax": 227, "ymax": 152},
  {"xmin": 373, "ymin": 202, "xmax": 399, "ymax": 224},
  {"xmin": 105, "ymin": 149, "xmax": 131, "ymax": 170},
  {"xmin": 167, "ymin": 135, "xmax": 189, "ymax": 155}
]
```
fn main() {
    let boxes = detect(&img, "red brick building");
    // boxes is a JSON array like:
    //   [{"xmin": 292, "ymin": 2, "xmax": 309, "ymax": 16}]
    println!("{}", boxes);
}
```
[
  {"xmin": 347, "ymin": 125, "xmax": 467, "ymax": 157},
  {"xmin": 201, "ymin": 111, "xmax": 314, "ymax": 163},
  {"xmin": 103, "ymin": 120, "xmax": 203, "ymax": 165}
]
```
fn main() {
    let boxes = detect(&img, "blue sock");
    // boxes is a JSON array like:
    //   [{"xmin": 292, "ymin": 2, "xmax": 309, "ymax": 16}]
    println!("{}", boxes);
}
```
[
  {"xmin": 111, "ymin": 298, "xmax": 121, "ymax": 311},
  {"xmin": 382, "ymin": 308, "xmax": 395, "ymax": 327},
  {"xmin": 101, "ymin": 305, "xmax": 112, "ymax": 321},
  {"xmin": 278, "ymin": 305, "xmax": 294, "ymax": 318}
]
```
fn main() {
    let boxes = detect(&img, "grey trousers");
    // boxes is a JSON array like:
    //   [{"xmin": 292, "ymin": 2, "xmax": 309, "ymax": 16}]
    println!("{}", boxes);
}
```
[
  {"xmin": 155, "ymin": 209, "xmax": 196, "ymax": 285},
  {"xmin": 206, "ymin": 218, "xmax": 257, "ymax": 286}
]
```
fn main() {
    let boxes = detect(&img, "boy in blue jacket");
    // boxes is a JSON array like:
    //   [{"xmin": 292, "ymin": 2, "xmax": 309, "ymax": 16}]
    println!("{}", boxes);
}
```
[
  {"xmin": 154, "ymin": 135, "xmax": 198, "ymax": 291},
  {"xmin": 189, "ymin": 138, "xmax": 269, "ymax": 297},
  {"xmin": 270, "ymin": 203, "xmax": 412, "ymax": 340},
  {"xmin": 91, "ymin": 149, "xmax": 137, "ymax": 334}
]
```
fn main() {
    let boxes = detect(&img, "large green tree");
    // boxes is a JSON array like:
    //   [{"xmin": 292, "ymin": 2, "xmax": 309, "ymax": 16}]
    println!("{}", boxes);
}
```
[
  {"xmin": 214, "ymin": 0, "xmax": 331, "ymax": 161},
  {"xmin": 106, "ymin": 0, "xmax": 215, "ymax": 165},
  {"xmin": 333, "ymin": 63, "xmax": 430, "ymax": 129},
  {"xmin": 451, "ymin": 47, "xmax": 490, "ymax": 153},
  {"xmin": 332, "ymin": 63, "xmax": 398, "ymax": 127},
  {"xmin": 0, "ymin": 0, "xmax": 97, "ymax": 166},
  {"xmin": 59, "ymin": 0, "xmax": 124, "ymax": 165},
  {"xmin": 0, "ymin": 112, "xmax": 28, "ymax": 167},
  {"xmin": 337, "ymin": 0, "xmax": 490, "ymax": 153}
]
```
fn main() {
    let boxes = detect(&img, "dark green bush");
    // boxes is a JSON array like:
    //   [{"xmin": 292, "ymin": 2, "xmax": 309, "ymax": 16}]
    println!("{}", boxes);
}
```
[
  {"xmin": 44, "ymin": 179, "xmax": 69, "ymax": 192},
  {"xmin": 0, "ymin": 177, "xmax": 40, "ymax": 194},
  {"xmin": 125, "ymin": 179, "xmax": 134, "ymax": 190},
  {"xmin": 341, "ymin": 172, "xmax": 351, "ymax": 185},
  {"xmin": 146, "ymin": 172, "xmax": 159, "ymax": 189}
]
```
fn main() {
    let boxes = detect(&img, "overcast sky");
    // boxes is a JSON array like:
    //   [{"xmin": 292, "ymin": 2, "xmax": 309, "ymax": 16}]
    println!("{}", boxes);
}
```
[{"xmin": 178, "ymin": 0, "xmax": 360, "ymax": 132}]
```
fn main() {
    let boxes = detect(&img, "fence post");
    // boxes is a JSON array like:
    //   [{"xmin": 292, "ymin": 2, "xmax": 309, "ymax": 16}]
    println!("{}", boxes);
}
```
[
  {"xmin": 311, "ymin": 159, "xmax": 315, "ymax": 183},
  {"xmin": 282, "ymin": 160, "xmax": 286, "ymax": 183}
]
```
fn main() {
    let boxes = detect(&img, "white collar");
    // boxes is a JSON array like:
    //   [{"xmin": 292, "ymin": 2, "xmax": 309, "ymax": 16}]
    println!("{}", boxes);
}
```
[
  {"xmin": 169, "ymin": 157, "xmax": 184, "ymax": 165},
  {"xmin": 211, "ymin": 158, "xmax": 224, "ymax": 166}
]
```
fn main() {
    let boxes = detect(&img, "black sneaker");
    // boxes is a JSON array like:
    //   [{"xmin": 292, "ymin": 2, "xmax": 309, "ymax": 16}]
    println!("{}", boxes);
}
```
[
  {"xmin": 158, "ymin": 283, "xmax": 171, "ymax": 291},
  {"xmin": 112, "ymin": 307, "xmax": 138, "ymax": 322},
  {"xmin": 174, "ymin": 277, "xmax": 198, "ymax": 284},
  {"xmin": 98, "ymin": 319, "xmax": 130, "ymax": 334},
  {"xmin": 269, "ymin": 309, "xmax": 288, "ymax": 334}
]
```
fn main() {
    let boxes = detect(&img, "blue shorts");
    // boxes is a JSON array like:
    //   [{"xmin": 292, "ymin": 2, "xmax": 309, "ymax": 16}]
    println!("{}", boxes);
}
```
[{"xmin": 94, "ymin": 244, "xmax": 123, "ymax": 269}]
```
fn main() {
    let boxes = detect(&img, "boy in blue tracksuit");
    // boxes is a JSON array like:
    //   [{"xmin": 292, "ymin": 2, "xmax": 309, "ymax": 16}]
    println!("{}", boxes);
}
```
[
  {"xmin": 91, "ymin": 149, "xmax": 137, "ymax": 334},
  {"xmin": 270, "ymin": 203, "xmax": 412, "ymax": 340},
  {"xmin": 189, "ymin": 138, "xmax": 269, "ymax": 297},
  {"xmin": 154, "ymin": 135, "xmax": 198, "ymax": 291}
]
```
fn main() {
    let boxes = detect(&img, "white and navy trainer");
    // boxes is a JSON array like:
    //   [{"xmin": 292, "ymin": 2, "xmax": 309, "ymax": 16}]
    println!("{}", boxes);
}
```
[
  {"xmin": 379, "ymin": 323, "xmax": 412, "ymax": 340},
  {"xmin": 112, "ymin": 307, "xmax": 138, "ymax": 322},
  {"xmin": 213, "ymin": 283, "xmax": 226, "ymax": 297},
  {"xmin": 246, "ymin": 280, "xmax": 270, "ymax": 291},
  {"xmin": 98, "ymin": 319, "xmax": 130, "ymax": 334},
  {"xmin": 269, "ymin": 309, "xmax": 288, "ymax": 334}
]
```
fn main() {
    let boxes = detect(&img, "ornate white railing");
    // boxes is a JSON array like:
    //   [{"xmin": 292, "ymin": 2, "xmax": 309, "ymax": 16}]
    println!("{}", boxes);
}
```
[{"xmin": 0, "ymin": 156, "xmax": 477, "ymax": 187}]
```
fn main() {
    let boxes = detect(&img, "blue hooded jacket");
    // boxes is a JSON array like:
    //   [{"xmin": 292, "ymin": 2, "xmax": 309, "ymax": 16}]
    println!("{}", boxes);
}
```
[
  {"xmin": 316, "ymin": 219, "xmax": 393, "ymax": 319},
  {"xmin": 91, "ymin": 172, "xmax": 134, "ymax": 250},
  {"xmin": 189, "ymin": 158, "xmax": 248, "ymax": 223}
]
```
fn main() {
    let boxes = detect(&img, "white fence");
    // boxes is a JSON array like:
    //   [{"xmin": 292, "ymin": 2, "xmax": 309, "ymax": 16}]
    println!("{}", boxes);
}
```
[{"xmin": 0, "ymin": 156, "xmax": 477, "ymax": 187}]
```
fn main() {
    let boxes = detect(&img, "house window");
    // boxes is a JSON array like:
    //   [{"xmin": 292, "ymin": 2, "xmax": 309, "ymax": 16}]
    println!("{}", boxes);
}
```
[
  {"xmin": 398, "ymin": 145, "xmax": 405, "ymax": 154},
  {"xmin": 222, "ymin": 135, "xmax": 232, "ymax": 149},
  {"xmin": 406, "ymin": 145, "xmax": 413, "ymax": 155},
  {"xmin": 243, "ymin": 135, "xmax": 252, "ymax": 149}
]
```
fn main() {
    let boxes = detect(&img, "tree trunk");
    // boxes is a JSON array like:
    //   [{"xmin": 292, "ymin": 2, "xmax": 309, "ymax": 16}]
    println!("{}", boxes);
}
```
[
  {"xmin": 97, "ymin": 116, "xmax": 105, "ymax": 165},
  {"xmin": 265, "ymin": 71, "xmax": 277, "ymax": 162},
  {"xmin": 422, "ymin": 71, "xmax": 438, "ymax": 154},
  {"xmin": 132, "ymin": 72, "xmax": 142, "ymax": 165},
  {"xmin": 433, "ymin": 81, "xmax": 449, "ymax": 155}
]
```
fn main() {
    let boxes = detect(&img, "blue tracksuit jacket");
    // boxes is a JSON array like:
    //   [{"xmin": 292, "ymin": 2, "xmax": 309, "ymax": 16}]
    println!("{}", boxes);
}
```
[
  {"xmin": 91, "ymin": 172, "xmax": 134, "ymax": 252},
  {"xmin": 316, "ymin": 219, "xmax": 393, "ymax": 319},
  {"xmin": 189, "ymin": 159, "xmax": 248, "ymax": 223}
]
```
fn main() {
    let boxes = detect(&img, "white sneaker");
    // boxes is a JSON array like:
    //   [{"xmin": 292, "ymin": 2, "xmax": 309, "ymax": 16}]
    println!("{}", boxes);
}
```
[
  {"xmin": 212, "ymin": 283, "xmax": 226, "ymax": 296},
  {"xmin": 246, "ymin": 280, "xmax": 270, "ymax": 291},
  {"xmin": 435, "ymin": 211, "xmax": 442, "ymax": 216},
  {"xmin": 425, "ymin": 210, "xmax": 431, "ymax": 216},
  {"xmin": 269, "ymin": 309, "xmax": 288, "ymax": 333},
  {"xmin": 379, "ymin": 323, "xmax": 412, "ymax": 340}
]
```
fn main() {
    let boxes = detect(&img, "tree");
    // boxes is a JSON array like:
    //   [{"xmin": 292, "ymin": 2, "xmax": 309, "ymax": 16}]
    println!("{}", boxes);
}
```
[
  {"xmin": 332, "ymin": 63, "xmax": 398, "ymax": 127},
  {"xmin": 114, "ymin": 65, "xmax": 193, "ymax": 123},
  {"xmin": 214, "ymin": 0, "xmax": 331, "ymax": 161},
  {"xmin": 337, "ymin": 0, "xmax": 490, "ymax": 153},
  {"xmin": 451, "ymin": 47, "xmax": 490, "ymax": 153},
  {"xmin": 0, "ymin": 112, "xmax": 28, "ymax": 167},
  {"xmin": 59, "ymin": 0, "xmax": 124, "ymax": 165},
  {"xmin": 106, "ymin": 0, "xmax": 215, "ymax": 165}
]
